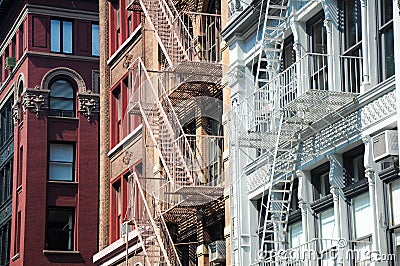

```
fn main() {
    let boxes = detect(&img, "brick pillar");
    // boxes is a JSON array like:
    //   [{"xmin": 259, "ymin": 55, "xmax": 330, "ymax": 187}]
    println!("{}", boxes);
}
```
[{"xmin": 99, "ymin": 0, "xmax": 111, "ymax": 250}]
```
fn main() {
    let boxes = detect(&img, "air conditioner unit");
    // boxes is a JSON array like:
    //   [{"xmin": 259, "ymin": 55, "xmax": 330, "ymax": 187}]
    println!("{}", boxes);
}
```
[
  {"xmin": 372, "ymin": 130, "xmax": 399, "ymax": 162},
  {"xmin": 208, "ymin": 240, "xmax": 226, "ymax": 263},
  {"xmin": 5, "ymin": 57, "xmax": 16, "ymax": 69}
]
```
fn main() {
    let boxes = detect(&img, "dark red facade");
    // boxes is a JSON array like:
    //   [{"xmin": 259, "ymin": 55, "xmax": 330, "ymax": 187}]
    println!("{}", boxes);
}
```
[{"xmin": 0, "ymin": 0, "xmax": 99, "ymax": 265}]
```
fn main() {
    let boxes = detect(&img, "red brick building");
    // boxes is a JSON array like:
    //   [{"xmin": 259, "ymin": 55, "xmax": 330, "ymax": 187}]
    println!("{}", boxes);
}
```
[{"xmin": 0, "ymin": 0, "xmax": 99, "ymax": 265}]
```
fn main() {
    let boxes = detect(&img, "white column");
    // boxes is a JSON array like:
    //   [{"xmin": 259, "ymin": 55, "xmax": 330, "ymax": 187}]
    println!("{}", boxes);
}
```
[
  {"xmin": 324, "ymin": 18, "xmax": 334, "ymax": 92},
  {"xmin": 394, "ymin": 0, "xmax": 400, "ymax": 154}
]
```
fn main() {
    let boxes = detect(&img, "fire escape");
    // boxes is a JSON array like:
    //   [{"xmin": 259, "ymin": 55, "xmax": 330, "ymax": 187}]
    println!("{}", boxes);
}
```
[
  {"xmin": 125, "ymin": 0, "xmax": 224, "ymax": 264},
  {"xmin": 231, "ymin": 0, "xmax": 359, "ymax": 264}
]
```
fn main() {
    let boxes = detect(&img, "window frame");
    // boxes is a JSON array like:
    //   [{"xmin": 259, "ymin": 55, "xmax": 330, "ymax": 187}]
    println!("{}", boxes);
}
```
[
  {"xmin": 50, "ymin": 18, "xmax": 73, "ymax": 54},
  {"xmin": 45, "ymin": 207, "xmax": 75, "ymax": 251},
  {"xmin": 48, "ymin": 142, "xmax": 75, "ymax": 182}
]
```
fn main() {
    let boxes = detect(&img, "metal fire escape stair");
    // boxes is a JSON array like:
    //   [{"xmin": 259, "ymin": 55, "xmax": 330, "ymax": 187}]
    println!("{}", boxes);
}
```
[
  {"xmin": 128, "ymin": 0, "xmax": 191, "ymax": 67},
  {"xmin": 128, "ymin": 172, "xmax": 182, "ymax": 266}
]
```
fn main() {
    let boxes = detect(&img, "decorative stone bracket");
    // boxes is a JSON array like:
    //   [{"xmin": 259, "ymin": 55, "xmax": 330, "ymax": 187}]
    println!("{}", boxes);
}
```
[
  {"xmin": 78, "ymin": 93, "xmax": 100, "ymax": 122},
  {"xmin": 12, "ymin": 102, "xmax": 20, "ymax": 124},
  {"xmin": 21, "ymin": 88, "xmax": 49, "ymax": 118}
]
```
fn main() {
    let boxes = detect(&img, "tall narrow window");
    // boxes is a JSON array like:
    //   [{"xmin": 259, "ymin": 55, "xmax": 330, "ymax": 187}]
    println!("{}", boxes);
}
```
[
  {"xmin": 46, "ymin": 208, "xmax": 74, "ymax": 251},
  {"xmin": 352, "ymin": 193, "xmax": 372, "ymax": 239},
  {"xmin": 91, "ymin": 24, "xmax": 100, "ymax": 56},
  {"xmin": 307, "ymin": 13, "xmax": 328, "ymax": 91},
  {"xmin": 49, "ymin": 79, "xmax": 75, "ymax": 117},
  {"xmin": 288, "ymin": 222, "xmax": 302, "ymax": 248},
  {"xmin": 49, "ymin": 143, "xmax": 74, "ymax": 181},
  {"xmin": 51, "ymin": 19, "xmax": 73, "ymax": 53},
  {"xmin": 379, "ymin": 0, "xmax": 394, "ymax": 80},
  {"xmin": 319, "ymin": 208, "xmax": 335, "ymax": 250}
]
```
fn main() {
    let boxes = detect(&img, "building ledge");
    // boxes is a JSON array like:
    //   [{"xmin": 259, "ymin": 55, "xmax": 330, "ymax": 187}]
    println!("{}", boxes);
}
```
[
  {"xmin": 107, "ymin": 25, "xmax": 142, "ymax": 67},
  {"xmin": 93, "ymin": 229, "xmax": 141, "ymax": 265},
  {"xmin": 108, "ymin": 124, "xmax": 142, "ymax": 158}
]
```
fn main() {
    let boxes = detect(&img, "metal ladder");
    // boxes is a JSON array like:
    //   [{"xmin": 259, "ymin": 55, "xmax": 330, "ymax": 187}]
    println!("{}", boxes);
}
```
[{"xmin": 254, "ymin": 0, "xmax": 290, "ymax": 89}]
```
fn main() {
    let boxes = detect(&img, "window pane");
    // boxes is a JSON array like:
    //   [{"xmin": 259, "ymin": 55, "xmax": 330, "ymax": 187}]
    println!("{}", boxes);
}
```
[
  {"xmin": 383, "ymin": 26, "xmax": 395, "ymax": 78},
  {"xmin": 47, "ymin": 209, "xmax": 74, "ymax": 250},
  {"xmin": 289, "ymin": 222, "xmax": 302, "ymax": 248},
  {"xmin": 50, "ymin": 144, "xmax": 73, "ymax": 162},
  {"xmin": 50, "ymin": 80, "xmax": 74, "ymax": 98},
  {"xmin": 63, "ymin": 21, "xmax": 73, "ymax": 53},
  {"xmin": 381, "ymin": 0, "xmax": 393, "ymax": 24},
  {"xmin": 49, "ymin": 162, "xmax": 73, "ymax": 181},
  {"xmin": 353, "ymin": 193, "xmax": 372, "ymax": 238},
  {"xmin": 50, "ymin": 20, "xmax": 61, "ymax": 52},
  {"xmin": 50, "ymin": 99, "xmax": 74, "ymax": 111},
  {"xmin": 391, "ymin": 180, "xmax": 400, "ymax": 226},
  {"xmin": 320, "ymin": 208, "xmax": 335, "ymax": 249},
  {"xmin": 92, "ymin": 24, "xmax": 100, "ymax": 56}
]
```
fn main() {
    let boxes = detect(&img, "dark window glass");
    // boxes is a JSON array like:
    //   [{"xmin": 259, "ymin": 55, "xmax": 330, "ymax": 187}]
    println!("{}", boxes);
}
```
[
  {"xmin": 0, "ymin": 221, "xmax": 11, "ymax": 265},
  {"xmin": 49, "ymin": 80, "xmax": 75, "ymax": 117},
  {"xmin": 379, "ymin": 0, "xmax": 394, "ymax": 80},
  {"xmin": 46, "ymin": 208, "xmax": 74, "ymax": 250}
]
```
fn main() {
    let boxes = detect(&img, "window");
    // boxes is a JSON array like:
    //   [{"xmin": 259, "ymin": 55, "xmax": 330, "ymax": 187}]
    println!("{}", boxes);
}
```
[
  {"xmin": 0, "ymin": 99, "xmax": 13, "ymax": 147},
  {"xmin": 288, "ymin": 222, "xmax": 302, "ymax": 248},
  {"xmin": 49, "ymin": 79, "xmax": 75, "ymax": 117},
  {"xmin": 0, "ymin": 221, "xmax": 11, "ymax": 265},
  {"xmin": 91, "ymin": 24, "xmax": 100, "ymax": 56},
  {"xmin": 379, "ymin": 0, "xmax": 394, "ymax": 80},
  {"xmin": 46, "ymin": 208, "xmax": 74, "ymax": 251},
  {"xmin": 307, "ymin": 13, "xmax": 328, "ymax": 91},
  {"xmin": 319, "ymin": 208, "xmax": 335, "ymax": 250},
  {"xmin": 352, "ymin": 193, "xmax": 372, "ymax": 239},
  {"xmin": 343, "ymin": 145, "xmax": 365, "ymax": 185},
  {"xmin": 311, "ymin": 163, "xmax": 330, "ymax": 201},
  {"xmin": 389, "ymin": 179, "xmax": 400, "ymax": 227},
  {"xmin": 48, "ymin": 143, "xmax": 74, "ymax": 181},
  {"xmin": 0, "ymin": 161, "xmax": 13, "ymax": 205},
  {"xmin": 340, "ymin": 0, "xmax": 362, "ymax": 93},
  {"xmin": 51, "ymin": 19, "xmax": 73, "ymax": 53}
]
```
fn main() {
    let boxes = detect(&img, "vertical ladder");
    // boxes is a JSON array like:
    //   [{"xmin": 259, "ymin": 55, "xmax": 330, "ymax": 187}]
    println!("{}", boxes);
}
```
[{"xmin": 254, "ymin": 0, "xmax": 290, "ymax": 88}]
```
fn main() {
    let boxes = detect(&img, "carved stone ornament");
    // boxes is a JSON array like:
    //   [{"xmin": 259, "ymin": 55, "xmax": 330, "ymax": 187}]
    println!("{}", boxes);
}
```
[
  {"xmin": 123, "ymin": 54, "xmax": 134, "ymax": 69},
  {"xmin": 12, "ymin": 102, "xmax": 20, "ymax": 124},
  {"xmin": 78, "ymin": 93, "xmax": 100, "ymax": 122},
  {"xmin": 21, "ymin": 88, "xmax": 49, "ymax": 118}
]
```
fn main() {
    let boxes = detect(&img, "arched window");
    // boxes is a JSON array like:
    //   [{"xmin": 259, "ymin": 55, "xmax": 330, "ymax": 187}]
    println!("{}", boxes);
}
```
[{"xmin": 49, "ymin": 79, "xmax": 75, "ymax": 117}]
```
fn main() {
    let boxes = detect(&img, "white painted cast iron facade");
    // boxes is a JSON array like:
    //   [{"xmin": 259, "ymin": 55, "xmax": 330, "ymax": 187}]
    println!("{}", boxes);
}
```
[{"xmin": 222, "ymin": 0, "xmax": 400, "ymax": 265}]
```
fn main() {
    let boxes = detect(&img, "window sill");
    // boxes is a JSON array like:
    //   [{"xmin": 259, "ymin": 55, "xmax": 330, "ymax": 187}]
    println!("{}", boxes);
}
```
[
  {"xmin": 48, "ymin": 116, "xmax": 79, "ymax": 120},
  {"xmin": 43, "ymin": 250, "xmax": 80, "ymax": 255},
  {"xmin": 47, "ymin": 180, "xmax": 78, "ymax": 185}
]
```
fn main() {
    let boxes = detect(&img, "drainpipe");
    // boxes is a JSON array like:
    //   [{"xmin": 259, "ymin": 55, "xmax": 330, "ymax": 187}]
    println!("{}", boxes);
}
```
[
  {"xmin": 361, "ymin": 0, "xmax": 370, "ymax": 89},
  {"xmin": 323, "ymin": 18, "xmax": 334, "ymax": 91},
  {"xmin": 363, "ymin": 136, "xmax": 379, "ymax": 263}
]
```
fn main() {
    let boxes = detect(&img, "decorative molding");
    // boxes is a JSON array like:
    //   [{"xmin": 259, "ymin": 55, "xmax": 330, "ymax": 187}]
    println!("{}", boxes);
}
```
[
  {"xmin": 78, "ymin": 93, "xmax": 100, "ymax": 122},
  {"xmin": 41, "ymin": 67, "xmax": 87, "ymax": 93},
  {"xmin": 21, "ymin": 88, "xmax": 49, "ymax": 117},
  {"xmin": 228, "ymin": 0, "xmax": 243, "ymax": 17},
  {"xmin": 361, "ymin": 91, "xmax": 396, "ymax": 128}
]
